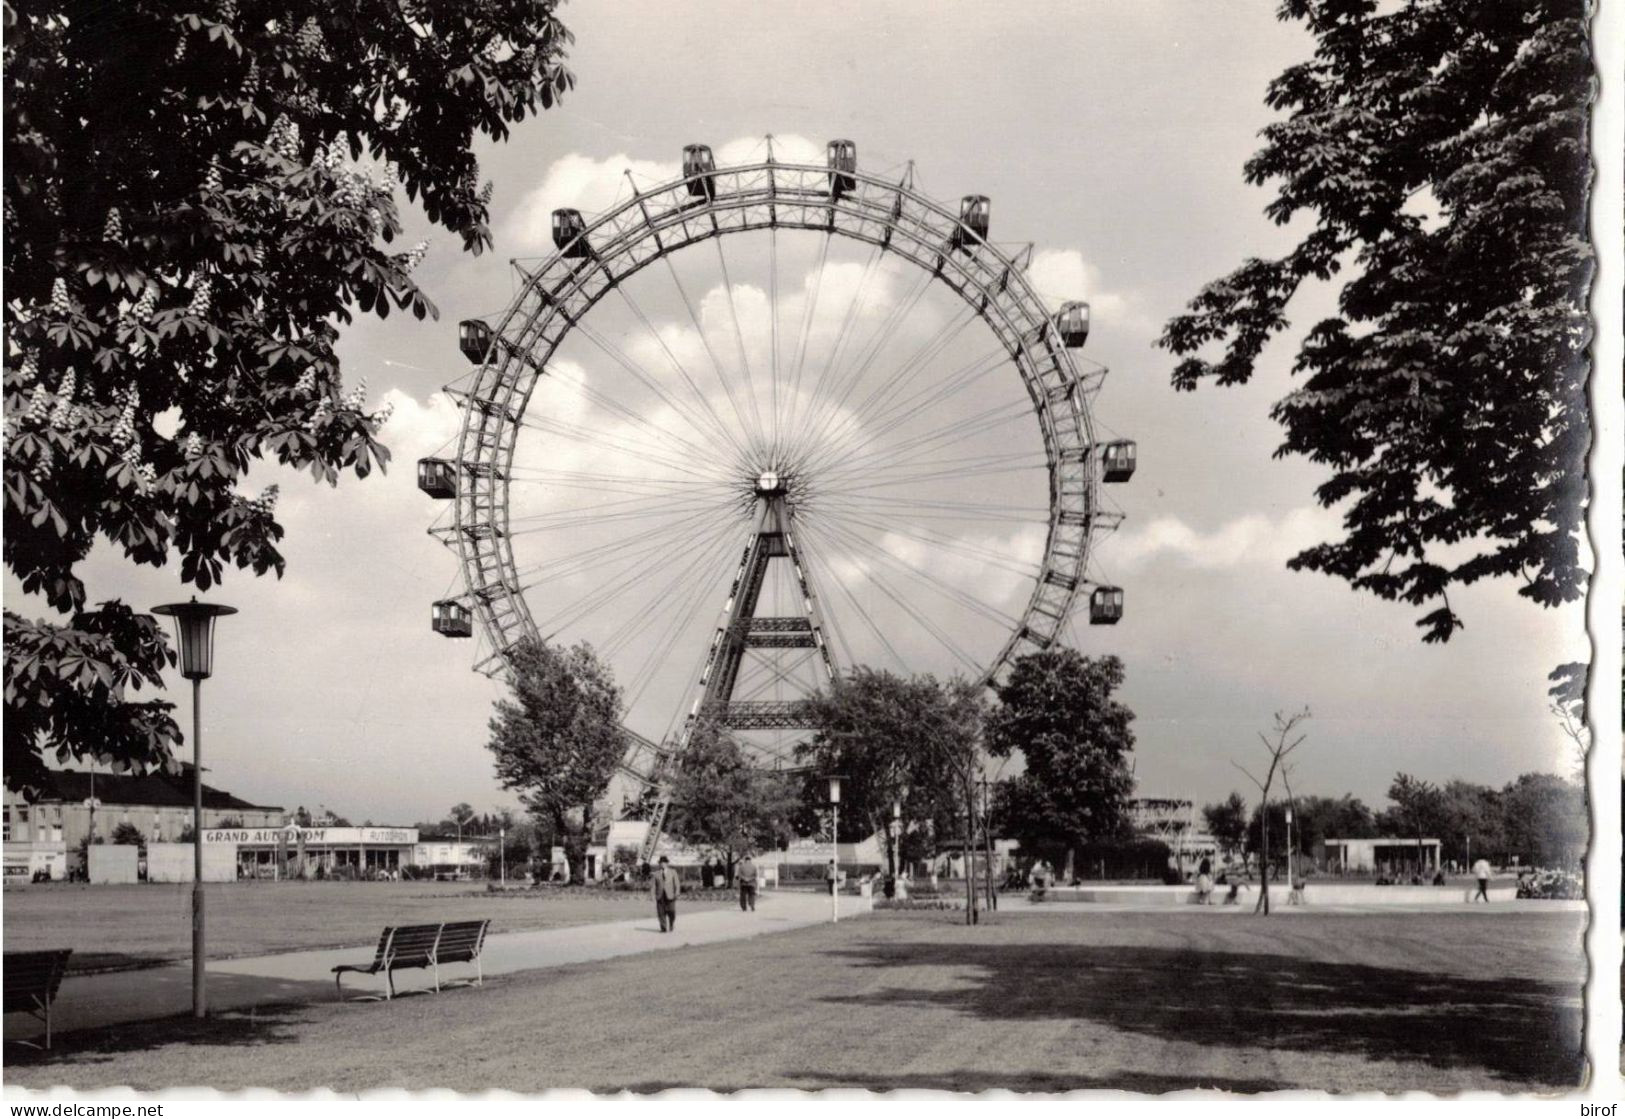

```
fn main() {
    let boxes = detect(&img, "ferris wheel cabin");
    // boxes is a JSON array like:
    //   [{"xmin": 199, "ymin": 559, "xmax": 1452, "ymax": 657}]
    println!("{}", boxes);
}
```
[
  {"xmin": 552, "ymin": 208, "xmax": 591, "ymax": 258},
  {"xmin": 950, "ymin": 195, "xmax": 990, "ymax": 251},
  {"xmin": 458, "ymin": 318, "xmax": 494, "ymax": 364},
  {"xmin": 1102, "ymin": 440, "xmax": 1137, "ymax": 483},
  {"xmin": 827, "ymin": 140, "xmax": 857, "ymax": 196},
  {"xmin": 683, "ymin": 144, "xmax": 716, "ymax": 200},
  {"xmin": 1055, "ymin": 301, "xmax": 1091, "ymax": 348},
  {"xmin": 431, "ymin": 599, "xmax": 473, "ymax": 638},
  {"xmin": 417, "ymin": 457, "xmax": 457, "ymax": 499},
  {"xmin": 1089, "ymin": 586, "xmax": 1124, "ymax": 625}
]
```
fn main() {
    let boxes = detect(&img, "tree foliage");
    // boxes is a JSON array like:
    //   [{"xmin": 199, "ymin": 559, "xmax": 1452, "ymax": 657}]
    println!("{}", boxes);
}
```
[
  {"xmin": 486, "ymin": 639, "xmax": 622, "ymax": 884},
  {"xmin": 986, "ymin": 650, "xmax": 1137, "ymax": 863},
  {"xmin": 109, "ymin": 821, "xmax": 144, "ymax": 846},
  {"xmin": 667, "ymin": 720, "xmax": 799, "ymax": 880},
  {"xmin": 1202, "ymin": 791, "xmax": 1250, "ymax": 859},
  {"xmin": 1158, "ymin": 1, "xmax": 1591, "ymax": 642},
  {"xmin": 797, "ymin": 668, "xmax": 984, "ymax": 867},
  {"xmin": 3, "ymin": 0, "xmax": 574, "ymax": 792}
]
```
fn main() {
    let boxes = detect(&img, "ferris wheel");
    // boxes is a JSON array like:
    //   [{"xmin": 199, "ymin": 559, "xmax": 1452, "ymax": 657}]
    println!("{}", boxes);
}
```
[{"xmin": 419, "ymin": 139, "xmax": 1134, "ymax": 853}]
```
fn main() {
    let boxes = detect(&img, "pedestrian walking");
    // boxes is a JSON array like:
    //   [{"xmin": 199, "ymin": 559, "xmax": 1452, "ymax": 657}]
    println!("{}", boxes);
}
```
[
  {"xmin": 652, "ymin": 856, "xmax": 682, "ymax": 932},
  {"xmin": 1196, "ymin": 855, "xmax": 1214, "ymax": 905},
  {"xmin": 826, "ymin": 858, "xmax": 838, "ymax": 896},
  {"xmin": 1472, "ymin": 856, "xmax": 1492, "ymax": 902},
  {"xmin": 737, "ymin": 854, "xmax": 758, "ymax": 912}
]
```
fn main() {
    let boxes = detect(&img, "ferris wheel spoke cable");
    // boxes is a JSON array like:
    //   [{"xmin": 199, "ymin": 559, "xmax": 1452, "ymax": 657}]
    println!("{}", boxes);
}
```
[
  {"xmin": 507, "ymin": 471, "xmax": 735, "ymax": 498},
  {"xmin": 507, "ymin": 498, "xmax": 734, "ymax": 538},
  {"xmin": 815, "ymin": 447, "xmax": 1046, "ymax": 485},
  {"xmin": 812, "ymin": 399, "xmax": 1034, "ymax": 482},
  {"xmin": 808, "ymin": 504, "xmax": 1043, "ymax": 582},
  {"xmin": 768, "ymin": 225, "xmax": 781, "ymax": 461},
  {"xmin": 783, "ymin": 529, "xmax": 859, "ymax": 673},
  {"xmin": 609, "ymin": 282, "xmax": 757, "ymax": 468},
  {"xmin": 516, "ymin": 412, "xmax": 732, "ymax": 486},
  {"xmin": 784, "ymin": 243, "xmax": 882, "ymax": 463},
  {"xmin": 571, "ymin": 313, "xmax": 753, "ymax": 468},
  {"xmin": 781, "ymin": 262, "xmax": 932, "ymax": 467},
  {"xmin": 533, "ymin": 511, "xmax": 744, "ymax": 639},
  {"xmin": 540, "ymin": 354, "xmax": 747, "ymax": 475},
  {"xmin": 816, "ymin": 457, "xmax": 1047, "ymax": 496},
  {"xmin": 661, "ymin": 254, "xmax": 770, "ymax": 464},
  {"xmin": 793, "ymin": 519, "xmax": 911, "ymax": 675},
  {"xmin": 508, "ymin": 503, "xmax": 739, "ymax": 588},
  {"xmin": 624, "ymin": 539, "xmax": 742, "ymax": 711},
  {"xmin": 779, "ymin": 230, "xmax": 835, "ymax": 458},
  {"xmin": 794, "ymin": 297, "xmax": 983, "ymax": 478},
  {"xmin": 711, "ymin": 240, "xmax": 773, "ymax": 459},
  {"xmin": 810, "ymin": 525, "xmax": 983, "ymax": 675},
  {"xmin": 599, "ymin": 520, "xmax": 744, "ymax": 664},
  {"xmin": 819, "ymin": 343, "xmax": 1013, "ymax": 463},
  {"xmin": 810, "ymin": 514, "xmax": 1023, "ymax": 633},
  {"xmin": 784, "ymin": 265, "xmax": 935, "ymax": 469}
]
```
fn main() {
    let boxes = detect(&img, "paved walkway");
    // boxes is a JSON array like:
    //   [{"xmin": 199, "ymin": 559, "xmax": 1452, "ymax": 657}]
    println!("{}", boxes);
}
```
[{"xmin": 6, "ymin": 889, "xmax": 859, "ymax": 1043}]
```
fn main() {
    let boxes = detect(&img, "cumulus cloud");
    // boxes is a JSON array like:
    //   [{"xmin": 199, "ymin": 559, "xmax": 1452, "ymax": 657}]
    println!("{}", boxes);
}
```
[
  {"xmin": 1110, "ymin": 506, "xmax": 1343, "ymax": 572},
  {"xmin": 1027, "ymin": 248, "xmax": 1149, "ymax": 334},
  {"xmin": 501, "ymin": 134, "xmax": 828, "ymax": 253}
]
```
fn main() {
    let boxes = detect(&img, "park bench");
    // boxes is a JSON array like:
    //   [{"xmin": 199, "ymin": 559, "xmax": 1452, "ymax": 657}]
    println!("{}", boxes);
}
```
[
  {"xmin": 332, "ymin": 919, "xmax": 490, "ymax": 1001},
  {"xmin": 4, "ymin": 949, "xmax": 73, "ymax": 1049}
]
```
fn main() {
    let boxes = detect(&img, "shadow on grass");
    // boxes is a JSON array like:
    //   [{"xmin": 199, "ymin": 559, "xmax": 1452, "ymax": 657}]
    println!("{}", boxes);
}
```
[
  {"xmin": 4, "ymin": 1003, "xmax": 309, "ymax": 1069},
  {"xmin": 776, "ymin": 1070, "xmax": 1292, "ymax": 1094},
  {"xmin": 820, "ymin": 936, "xmax": 1583, "ymax": 1089}
]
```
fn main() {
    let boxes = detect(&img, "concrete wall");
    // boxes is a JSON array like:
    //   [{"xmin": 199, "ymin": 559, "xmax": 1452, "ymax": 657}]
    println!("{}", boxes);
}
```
[
  {"xmin": 147, "ymin": 842, "xmax": 237, "ymax": 883},
  {"xmin": 88, "ymin": 844, "xmax": 139, "ymax": 884}
]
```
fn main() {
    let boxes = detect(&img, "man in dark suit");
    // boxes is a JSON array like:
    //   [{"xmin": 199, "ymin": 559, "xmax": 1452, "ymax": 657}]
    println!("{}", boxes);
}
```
[{"xmin": 652, "ymin": 855, "xmax": 681, "ymax": 932}]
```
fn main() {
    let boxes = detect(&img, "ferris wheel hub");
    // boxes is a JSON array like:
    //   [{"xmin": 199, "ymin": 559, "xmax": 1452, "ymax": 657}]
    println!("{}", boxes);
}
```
[{"xmin": 754, "ymin": 470, "xmax": 786, "ymax": 497}]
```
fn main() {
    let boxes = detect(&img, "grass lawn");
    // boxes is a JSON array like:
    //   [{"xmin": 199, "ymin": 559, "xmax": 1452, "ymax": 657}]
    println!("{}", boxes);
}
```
[
  {"xmin": 4, "ymin": 908, "xmax": 1584, "ymax": 1094},
  {"xmin": 0, "ymin": 881, "xmax": 730, "ymax": 971}
]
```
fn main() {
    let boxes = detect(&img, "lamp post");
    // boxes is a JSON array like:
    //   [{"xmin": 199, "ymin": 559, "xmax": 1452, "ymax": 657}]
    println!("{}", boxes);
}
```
[
  {"xmin": 1284, "ymin": 803, "xmax": 1294, "ymax": 891},
  {"xmin": 153, "ymin": 596, "xmax": 236, "ymax": 1019},
  {"xmin": 499, "ymin": 827, "xmax": 507, "ymax": 887},
  {"xmin": 827, "ymin": 775, "xmax": 842, "ymax": 924}
]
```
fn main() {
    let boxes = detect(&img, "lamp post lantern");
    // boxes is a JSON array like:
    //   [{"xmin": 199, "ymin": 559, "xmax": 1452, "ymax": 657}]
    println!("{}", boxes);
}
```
[
  {"xmin": 153, "ymin": 596, "xmax": 236, "ymax": 1019},
  {"xmin": 827, "ymin": 776, "xmax": 842, "ymax": 923}
]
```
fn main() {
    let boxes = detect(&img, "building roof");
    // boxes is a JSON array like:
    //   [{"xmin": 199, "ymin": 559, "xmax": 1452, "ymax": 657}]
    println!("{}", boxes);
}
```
[{"xmin": 26, "ymin": 765, "xmax": 281, "ymax": 813}]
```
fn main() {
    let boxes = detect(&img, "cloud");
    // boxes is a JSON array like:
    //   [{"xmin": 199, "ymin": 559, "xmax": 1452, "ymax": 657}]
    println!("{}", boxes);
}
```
[
  {"xmin": 1110, "ymin": 506, "xmax": 1342, "ymax": 571},
  {"xmin": 1027, "ymin": 248, "xmax": 1149, "ymax": 335},
  {"xmin": 501, "ymin": 134, "xmax": 829, "ymax": 253}
]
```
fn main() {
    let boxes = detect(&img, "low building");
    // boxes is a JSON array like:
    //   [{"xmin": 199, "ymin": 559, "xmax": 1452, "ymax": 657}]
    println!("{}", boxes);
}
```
[
  {"xmin": 413, "ymin": 834, "xmax": 498, "ymax": 879},
  {"xmin": 1323, "ymin": 836, "xmax": 1442, "ymax": 874},
  {"xmin": 204, "ymin": 824, "xmax": 419, "ymax": 879},
  {"xmin": 3, "ymin": 765, "xmax": 283, "ymax": 881}
]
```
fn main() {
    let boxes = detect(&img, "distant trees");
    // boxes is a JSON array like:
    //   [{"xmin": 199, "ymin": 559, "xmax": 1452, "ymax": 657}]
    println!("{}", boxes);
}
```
[
  {"xmin": 486, "ymin": 638, "xmax": 624, "ymax": 885},
  {"xmin": 667, "ymin": 721, "xmax": 800, "ymax": 883},
  {"xmin": 1158, "ymin": 1, "xmax": 1590, "ymax": 643},
  {"xmin": 109, "ymin": 821, "xmax": 144, "ymax": 846},
  {"xmin": 1202, "ymin": 792, "xmax": 1249, "ymax": 862},
  {"xmin": 1501, "ymin": 773, "xmax": 1585, "ymax": 868}
]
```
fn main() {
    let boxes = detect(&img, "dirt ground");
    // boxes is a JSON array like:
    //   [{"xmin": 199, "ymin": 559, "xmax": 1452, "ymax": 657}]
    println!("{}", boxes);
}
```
[
  {"xmin": 4, "ymin": 907, "xmax": 1585, "ymax": 1094},
  {"xmin": 0, "ymin": 880, "xmax": 730, "ymax": 971}
]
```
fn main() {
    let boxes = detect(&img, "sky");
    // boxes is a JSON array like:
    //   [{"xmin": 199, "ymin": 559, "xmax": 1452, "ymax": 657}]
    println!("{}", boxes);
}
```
[{"xmin": 9, "ymin": 1, "xmax": 1590, "ymax": 826}]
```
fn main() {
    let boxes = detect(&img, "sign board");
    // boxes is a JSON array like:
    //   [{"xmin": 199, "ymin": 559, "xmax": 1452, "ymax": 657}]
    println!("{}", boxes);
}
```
[{"xmin": 202, "ymin": 826, "xmax": 417, "ymax": 846}]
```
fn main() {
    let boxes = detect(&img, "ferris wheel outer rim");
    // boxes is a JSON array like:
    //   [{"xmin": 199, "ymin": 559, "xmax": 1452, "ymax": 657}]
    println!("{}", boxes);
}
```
[{"xmin": 446, "ymin": 156, "xmax": 1108, "ymax": 699}]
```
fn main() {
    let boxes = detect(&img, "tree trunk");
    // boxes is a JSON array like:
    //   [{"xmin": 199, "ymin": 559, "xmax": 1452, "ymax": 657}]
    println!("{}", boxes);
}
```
[
  {"xmin": 1255, "ymin": 813, "xmax": 1270, "ymax": 914},
  {"xmin": 963, "ymin": 775, "xmax": 978, "ymax": 926}
]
